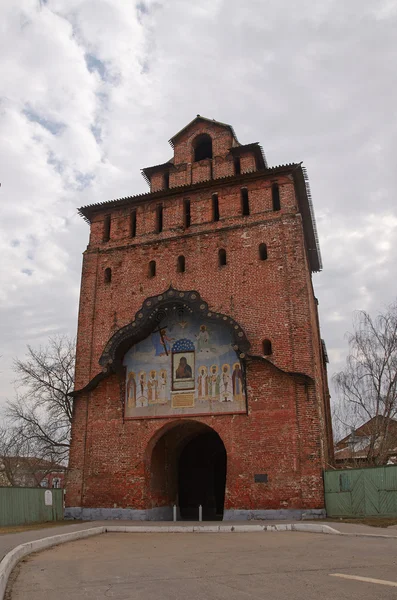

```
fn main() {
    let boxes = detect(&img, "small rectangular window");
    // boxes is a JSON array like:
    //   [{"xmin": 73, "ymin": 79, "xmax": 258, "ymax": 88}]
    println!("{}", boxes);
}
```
[
  {"xmin": 130, "ymin": 210, "xmax": 137, "ymax": 238},
  {"xmin": 234, "ymin": 157, "xmax": 241, "ymax": 175},
  {"xmin": 103, "ymin": 215, "xmax": 111, "ymax": 242},
  {"xmin": 241, "ymin": 188, "xmax": 250, "ymax": 216},
  {"xmin": 164, "ymin": 172, "xmax": 169, "ymax": 190},
  {"xmin": 156, "ymin": 204, "xmax": 163, "ymax": 233},
  {"xmin": 183, "ymin": 199, "xmax": 191, "ymax": 229},
  {"xmin": 272, "ymin": 183, "xmax": 281, "ymax": 211},
  {"xmin": 212, "ymin": 194, "xmax": 220, "ymax": 222}
]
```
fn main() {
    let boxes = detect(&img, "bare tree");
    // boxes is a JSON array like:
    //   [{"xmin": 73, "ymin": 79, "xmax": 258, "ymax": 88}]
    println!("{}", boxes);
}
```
[
  {"xmin": 333, "ymin": 302, "xmax": 397, "ymax": 465},
  {"xmin": 6, "ymin": 336, "xmax": 75, "ymax": 464},
  {"xmin": 0, "ymin": 425, "xmax": 60, "ymax": 486}
]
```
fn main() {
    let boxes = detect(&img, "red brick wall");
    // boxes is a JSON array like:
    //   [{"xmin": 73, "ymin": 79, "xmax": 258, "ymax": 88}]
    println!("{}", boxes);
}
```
[{"xmin": 68, "ymin": 121, "xmax": 332, "ymax": 514}]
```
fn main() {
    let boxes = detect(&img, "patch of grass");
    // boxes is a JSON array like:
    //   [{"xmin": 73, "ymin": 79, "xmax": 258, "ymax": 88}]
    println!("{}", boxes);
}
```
[
  {"xmin": 322, "ymin": 517, "xmax": 397, "ymax": 528},
  {"xmin": 0, "ymin": 521, "xmax": 83, "ymax": 535}
]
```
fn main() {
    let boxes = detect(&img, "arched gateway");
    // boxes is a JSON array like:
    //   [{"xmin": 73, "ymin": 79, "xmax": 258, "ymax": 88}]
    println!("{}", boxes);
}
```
[
  {"xmin": 147, "ymin": 421, "xmax": 227, "ymax": 520},
  {"xmin": 66, "ymin": 116, "xmax": 333, "ymax": 522}
]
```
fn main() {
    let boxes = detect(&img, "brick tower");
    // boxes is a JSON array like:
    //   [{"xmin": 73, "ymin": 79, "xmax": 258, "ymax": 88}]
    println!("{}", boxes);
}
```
[{"xmin": 67, "ymin": 116, "xmax": 333, "ymax": 521}]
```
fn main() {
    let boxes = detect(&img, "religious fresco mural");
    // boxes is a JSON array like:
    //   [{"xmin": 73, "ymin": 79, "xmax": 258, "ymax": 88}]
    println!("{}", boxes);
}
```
[{"xmin": 123, "ymin": 313, "xmax": 246, "ymax": 418}]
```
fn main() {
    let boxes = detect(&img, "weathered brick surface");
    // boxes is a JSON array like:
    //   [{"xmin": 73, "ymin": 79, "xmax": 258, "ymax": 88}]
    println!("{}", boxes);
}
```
[{"xmin": 67, "ymin": 118, "xmax": 333, "ymax": 514}]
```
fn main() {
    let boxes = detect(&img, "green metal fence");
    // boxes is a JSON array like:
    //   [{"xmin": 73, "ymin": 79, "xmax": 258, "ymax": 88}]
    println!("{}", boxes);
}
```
[
  {"xmin": 0, "ymin": 487, "xmax": 64, "ymax": 527},
  {"xmin": 324, "ymin": 465, "xmax": 397, "ymax": 518}
]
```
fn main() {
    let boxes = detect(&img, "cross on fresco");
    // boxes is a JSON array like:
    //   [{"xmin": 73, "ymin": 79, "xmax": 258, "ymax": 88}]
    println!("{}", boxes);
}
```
[{"xmin": 123, "ymin": 313, "xmax": 246, "ymax": 418}]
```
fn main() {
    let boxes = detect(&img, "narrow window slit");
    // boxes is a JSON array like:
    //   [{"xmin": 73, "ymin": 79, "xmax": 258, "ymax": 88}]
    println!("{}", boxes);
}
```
[
  {"xmin": 218, "ymin": 248, "xmax": 227, "ymax": 267},
  {"xmin": 259, "ymin": 243, "xmax": 268, "ymax": 261},
  {"xmin": 234, "ymin": 157, "xmax": 241, "ymax": 175},
  {"xmin": 241, "ymin": 188, "xmax": 250, "ymax": 216},
  {"xmin": 272, "ymin": 183, "xmax": 281, "ymax": 211},
  {"xmin": 177, "ymin": 255, "xmax": 186, "ymax": 273},
  {"xmin": 148, "ymin": 260, "xmax": 156, "ymax": 278},
  {"xmin": 130, "ymin": 210, "xmax": 137, "ymax": 238},
  {"xmin": 156, "ymin": 204, "xmax": 163, "ymax": 233},
  {"xmin": 212, "ymin": 193, "xmax": 220, "ymax": 222},
  {"xmin": 103, "ymin": 215, "xmax": 111, "ymax": 242},
  {"xmin": 262, "ymin": 339, "xmax": 272, "ymax": 355},
  {"xmin": 184, "ymin": 199, "xmax": 191, "ymax": 228},
  {"xmin": 104, "ymin": 268, "xmax": 112, "ymax": 283}
]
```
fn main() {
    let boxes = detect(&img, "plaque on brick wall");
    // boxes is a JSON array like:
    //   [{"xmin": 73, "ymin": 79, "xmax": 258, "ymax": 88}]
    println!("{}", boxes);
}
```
[
  {"xmin": 171, "ymin": 392, "xmax": 195, "ymax": 408},
  {"xmin": 254, "ymin": 474, "xmax": 268, "ymax": 483}
]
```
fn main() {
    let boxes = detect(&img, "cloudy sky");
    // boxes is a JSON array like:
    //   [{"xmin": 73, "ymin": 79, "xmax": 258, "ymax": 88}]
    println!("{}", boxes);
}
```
[{"xmin": 1, "ymin": 0, "xmax": 396, "ymax": 412}]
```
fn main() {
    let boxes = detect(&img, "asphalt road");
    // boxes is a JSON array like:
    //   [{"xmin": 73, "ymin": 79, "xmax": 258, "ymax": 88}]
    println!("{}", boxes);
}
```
[{"xmin": 7, "ymin": 531, "xmax": 397, "ymax": 599}]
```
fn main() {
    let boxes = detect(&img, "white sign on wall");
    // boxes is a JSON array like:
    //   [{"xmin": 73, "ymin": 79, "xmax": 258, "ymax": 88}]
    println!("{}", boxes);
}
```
[{"xmin": 44, "ymin": 490, "xmax": 53, "ymax": 506}]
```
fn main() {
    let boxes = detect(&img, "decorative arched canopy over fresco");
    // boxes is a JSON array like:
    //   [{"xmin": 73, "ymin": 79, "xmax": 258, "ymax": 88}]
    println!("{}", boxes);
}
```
[
  {"xmin": 99, "ymin": 287, "xmax": 250, "ymax": 419},
  {"xmin": 100, "ymin": 287, "xmax": 250, "ymax": 371}
]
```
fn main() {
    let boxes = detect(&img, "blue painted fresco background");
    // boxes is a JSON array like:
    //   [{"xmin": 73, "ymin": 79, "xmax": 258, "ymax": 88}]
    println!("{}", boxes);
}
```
[{"xmin": 123, "ymin": 313, "xmax": 246, "ymax": 418}]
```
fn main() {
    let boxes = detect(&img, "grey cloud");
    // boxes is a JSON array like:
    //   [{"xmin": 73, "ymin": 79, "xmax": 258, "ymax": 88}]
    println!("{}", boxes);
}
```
[
  {"xmin": 85, "ymin": 53, "xmax": 108, "ymax": 81},
  {"xmin": 1, "ymin": 0, "xmax": 396, "ymax": 419},
  {"xmin": 23, "ymin": 108, "xmax": 65, "ymax": 135}
]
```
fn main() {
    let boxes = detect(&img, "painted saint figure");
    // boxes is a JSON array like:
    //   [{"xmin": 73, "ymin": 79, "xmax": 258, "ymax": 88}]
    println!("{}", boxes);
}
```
[
  {"xmin": 136, "ymin": 372, "xmax": 148, "ymax": 407},
  {"xmin": 232, "ymin": 362, "xmax": 244, "ymax": 402},
  {"xmin": 147, "ymin": 370, "xmax": 158, "ymax": 404},
  {"xmin": 176, "ymin": 356, "xmax": 192, "ymax": 379},
  {"xmin": 196, "ymin": 324, "xmax": 211, "ymax": 352},
  {"xmin": 197, "ymin": 366, "xmax": 208, "ymax": 401},
  {"xmin": 158, "ymin": 370, "xmax": 167, "ymax": 403},
  {"xmin": 220, "ymin": 364, "xmax": 233, "ymax": 402},
  {"xmin": 209, "ymin": 365, "xmax": 220, "ymax": 400},
  {"xmin": 127, "ymin": 372, "xmax": 136, "ymax": 408}
]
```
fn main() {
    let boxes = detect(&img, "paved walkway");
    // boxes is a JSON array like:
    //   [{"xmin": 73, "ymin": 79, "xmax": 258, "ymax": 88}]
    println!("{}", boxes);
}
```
[
  {"xmin": 0, "ymin": 519, "xmax": 395, "ymax": 561},
  {"xmin": 8, "ymin": 530, "xmax": 397, "ymax": 599}
]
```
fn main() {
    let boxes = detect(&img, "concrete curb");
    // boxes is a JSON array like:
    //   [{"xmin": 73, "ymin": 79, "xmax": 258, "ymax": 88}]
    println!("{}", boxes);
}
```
[
  {"xmin": 105, "ymin": 523, "xmax": 341, "ymax": 534},
  {"xmin": 338, "ymin": 532, "xmax": 397, "ymax": 539},
  {"xmin": 1, "ymin": 522, "xmax": 393, "ymax": 599},
  {"xmin": 0, "ymin": 527, "xmax": 105, "ymax": 600}
]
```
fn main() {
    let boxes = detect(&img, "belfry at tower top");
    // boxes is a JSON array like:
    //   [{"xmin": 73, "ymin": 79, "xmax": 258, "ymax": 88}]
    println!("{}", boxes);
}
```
[
  {"xmin": 77, "ymin": 115, "xmax": 322, "ymax": 273},
  {"xmin": 141, "ymin": 114, "xmax": 268, "ymax": 185},
  {"xmin": 168, "ymin": 115, "xmax": 240, "ymax": 147}
]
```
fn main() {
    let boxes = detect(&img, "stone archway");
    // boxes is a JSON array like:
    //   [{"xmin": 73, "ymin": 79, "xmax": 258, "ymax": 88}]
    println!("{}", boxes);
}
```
[{"xmin": 147, "ymin": 421, "xmax": 227, "ymax": 521}]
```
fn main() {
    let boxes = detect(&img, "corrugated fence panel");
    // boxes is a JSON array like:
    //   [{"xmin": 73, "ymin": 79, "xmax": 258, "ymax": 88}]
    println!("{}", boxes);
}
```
[
  {"xmin": 0, "ymin": 488, "xmax": 64, "ymax": 527},
  {"xmin": 324, "ymin": 465, "xmax": 397, "ymax": 518}
]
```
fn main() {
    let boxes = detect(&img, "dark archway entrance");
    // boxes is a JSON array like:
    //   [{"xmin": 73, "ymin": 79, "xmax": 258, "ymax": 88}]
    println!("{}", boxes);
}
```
[
  {"xmin": 148, "ymin": 421, "xmax": 227, "ymax": 521},
  {"xmin": 178, "ymin": 430, "xmax": 226, "ymax": 520}
]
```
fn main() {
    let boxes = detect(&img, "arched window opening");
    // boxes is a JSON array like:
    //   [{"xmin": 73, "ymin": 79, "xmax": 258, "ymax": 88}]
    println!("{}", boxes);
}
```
[
  {"xmin": 148, "ymin": 260, "xmax": 156, "ymax": 278},
  {"xmin": 193, "ymin": 134, "xmax": 213, "ymax": 162},
  {"xmin": 218, "ymin": 248, "xmax": 227, "ymax": 267},
  {"xmin": 156, "ymin": 204, "xmax": 163, "ymax": 233},
  {"xmin": 234, "ymin": 157, "xmax": 241, "ymax": 175},
  {"xmin": 241, "ymin": 188, "xmax": 250, "ymax": 216},
  {"xmin": 259, "ymin": 243, "xmax": 268, "ymax": 261},
  {"xmin": 212, "ymin": 193, "xmax": 220, "ymax": 222},
  {"xmin": 163, "ymin": 171, "xmax": 170, "ymax": 190},
  {"xmin": 104, "ymin": 267, "xmax": 112, "ymax": 283},
  {"xmin": 272, "ymin": 183, "xmax": 281, "ymax": 211},
  {"xmin": 103, "ymin": 214, "xmax": 111, "ymax": 242},
  {"xmin": 130, "ymin": 210, "xmax": 137, "ymax": 238},
  {"xmin": 262, "ymin": 339, "xmax": 272, "ymax": 355},
  {"xmin": 183, "ymin": 199, "xmax": 191, "ymax": 228},
  {"xmin": 177, "ymin": 255, "xmax": 186, "ymax": 273}
]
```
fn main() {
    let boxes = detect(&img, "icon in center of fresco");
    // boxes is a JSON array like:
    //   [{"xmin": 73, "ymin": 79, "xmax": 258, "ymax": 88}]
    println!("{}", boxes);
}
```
[{"xmin": 172, "ymin": 338, "xmax": 195, "ymax": 391}]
